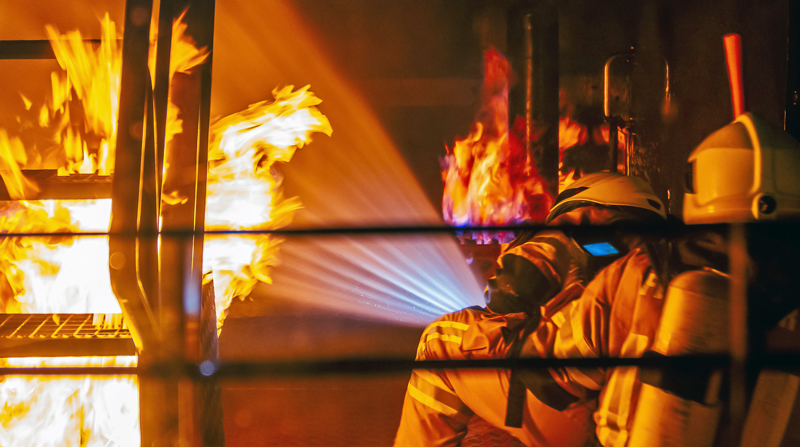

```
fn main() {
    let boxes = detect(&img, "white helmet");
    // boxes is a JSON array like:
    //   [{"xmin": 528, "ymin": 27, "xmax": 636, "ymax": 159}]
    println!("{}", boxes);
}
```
[
  {"xmin": 683, "ymin": 113, "xmax": 800, "ymax": 224},
  {"xmin": 547, "ymin": 172, "xmax": 667, "ymax": 223}
]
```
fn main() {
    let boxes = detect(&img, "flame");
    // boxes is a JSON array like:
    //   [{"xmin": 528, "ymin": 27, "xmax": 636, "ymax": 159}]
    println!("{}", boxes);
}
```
[
  {"xmin": 204, "ymin": 85, "xmax": 332, "ymax": 332},
  {"xmin": 0, "ymin": 10, "xmax": 209, "ymax": 313},
  {"xmin": 558, "ymin": 116, "xmax": 627, "ymax": 191},
  {"xmin": 2, "ymin": 10, "xmax": 333, "ymax": 444},
  {"xmin": 559, "ymin": 115, "xmax": 588, "ymax": 150},
  {"xmin": 46, "ymin": 14, "xmax": 122, "ymax": 177},
  {"xmin": 0, "ymin": 13, "xmax": 209, "ymax": 446},
  {"xmin": 0, "ymin": 200, "xmax": 114, "ymax": 314},
  {"xmin": 440, "ymin": 51, "xmax": 633, "ymax": 226},
  {"xmin": 152, "ymin": 8, "xmax": 210, "ymax": 150},
  {"xmin": 0, "ymin": 356, "xmax": 138, "ymax": 447},
  {"xmin": 441, "ymin": 49, "xmax": 552, "ymax": 243},
  {"xmin": 0, "ymin": 130, "xmax": 39, "ymax": 200},
  {"xmin": 0, "ymin": 198, "xmax": 127, "ymax": 447},
  {"xmin": 440, "ymin": 47, "xmax": 638, "ymax": 228}
]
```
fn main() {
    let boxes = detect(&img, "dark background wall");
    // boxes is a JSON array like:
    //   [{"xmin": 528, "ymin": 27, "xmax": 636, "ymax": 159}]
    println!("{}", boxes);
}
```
[
  {"xmin": 0, "ymin": 0, "xmax": 791, "ymax": 218},
  {"xmin": 273, "ymin": 0, "xmax": 792, "ymax": 217}
]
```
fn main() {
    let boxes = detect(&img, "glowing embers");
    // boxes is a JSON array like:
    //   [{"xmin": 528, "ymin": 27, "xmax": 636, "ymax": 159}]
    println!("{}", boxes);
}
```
[
  {"xmin": 0, "ymin": 356, "xmax": 138, "ymax": 447},
  {"xmin": 204, "ymin": 85, "xmax": 332, "ymax": 333},
  {"xmin": 441, "ymin": 50, "xmax": 552, "ymax": 243}
]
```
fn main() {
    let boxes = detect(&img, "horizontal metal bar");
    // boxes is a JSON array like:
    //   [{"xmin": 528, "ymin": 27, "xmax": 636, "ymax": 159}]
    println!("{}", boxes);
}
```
[
  {"xmin": 2, "ymin": 353, "xmax": 799, "ymax": 378},
  {"xmin": 0, "ymin": 171, "xmax": 112, "ymax": 201},
  {"xmin": 200, "ymin": 353, "xmax": 800, "ymax": 379},
  {"xmin": 1, "ymin": 220, "xmax": 798, "ymax": 247},
  {"xmin": 0, "ymin": 366, "xmax": 137, "ymax": 376},
  {"xmin": 0, "ymin": 40, "xmax": 59, "ymax": 59},
  {"xmin": 0, "ymin": 220, "xmax": 756, "ymax": 239},
  {"xmin": 0, "ymin": 39, "xmax": 117, "ymax": 60},
  {"xmin": 0, "ymin": 338, "xmax": 136, "ymax": 358}
]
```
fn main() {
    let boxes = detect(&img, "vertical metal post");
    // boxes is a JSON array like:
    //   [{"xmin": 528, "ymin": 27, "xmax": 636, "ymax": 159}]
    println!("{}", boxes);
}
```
[
  {"xmin": 158, "ymin": 0, "xmax": 218, "ymax": 445},
  {"xmin": 154, "ymin": 0, "xmax": 175, "ymax": 190},
  {"xmin": 106, "ymin": 1, "xmax": 169, "ymax": 446},
  {"xmin": 786, "ymin": 0, "xmax": 800, "ymax": 138},
  {"xmin": 608, "ymin": 122, "xmax": 619, "ymax": 172},
  {"xmin": 109, "ymin": 0, "xmax": 157, "ymax": 351},
  {"xmin": 159, "ymin": 0, "xmax": 214, "ymax": 366},
  {"xmin": 508, "ymin": 0, "xmax": 559, "ymax": 197},
  {"xmin": 197, "ymin": 281, "xmax": 225, "ymax": 446},
  {"xmin": 728, "ymin": 223, "xmax": 749, "ymax": 445}
]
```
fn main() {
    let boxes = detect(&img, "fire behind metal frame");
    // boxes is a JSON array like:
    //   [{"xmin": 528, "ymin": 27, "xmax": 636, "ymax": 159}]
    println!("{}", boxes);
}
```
[
  {"xmin": 1, "ymin": 1, "xmax": 800, "ymax": 447},
  {"xmin": 0, "ymin": 0, "xmax": 221, "ymax": 445}
]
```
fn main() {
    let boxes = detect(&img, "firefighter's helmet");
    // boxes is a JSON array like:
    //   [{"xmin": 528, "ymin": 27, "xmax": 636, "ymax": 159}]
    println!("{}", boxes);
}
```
[
  {"xmin": 547, "ymin": 172, "xmax": 667, "ymax": 223},
  {"xmin": 683, "ymin": 112, "xmax": 800, "ymax": 223}
]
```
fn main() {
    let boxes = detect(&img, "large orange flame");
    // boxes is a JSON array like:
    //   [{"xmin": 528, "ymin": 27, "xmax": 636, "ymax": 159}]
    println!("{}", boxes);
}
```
[
  {"xmin": 45, "ymin": 14, "xmax": 121, "ymax": 177},
  {"xmin": 0, "ymin": 356, "xmax": 138, "ymax": 447},
  {"xmin": 441, "ymin": 49, "xmax": 552, "ymax": 243},
  {"xmin": 0, "ymin": 11, "xmax": 328, "ymax": 445},
  {"xmin": 204, "ymin": 85, "xmax": 332, "ymax": 332},
  {"xmin": 441, "ymin": 50, "xmax": 630, "ymax": 233}
]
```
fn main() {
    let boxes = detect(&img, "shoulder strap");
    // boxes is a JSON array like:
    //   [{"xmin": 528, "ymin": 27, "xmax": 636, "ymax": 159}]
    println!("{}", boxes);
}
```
[{"xmin": 505, "ymin": 315, "xmax": 540, "ymax": 428}]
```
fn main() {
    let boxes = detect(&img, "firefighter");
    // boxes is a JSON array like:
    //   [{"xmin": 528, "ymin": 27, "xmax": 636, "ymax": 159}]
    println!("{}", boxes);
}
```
[
  {"xmin": 530, "ymin": 112, "xmax": 800, "ymax": 447},
  {"xmin": 487, "ymin": 172, "xmax": 668, "ymax": 316},
  {"xmin": 393, "ymin": 172, "xmax": 667, "ymax": 447}
]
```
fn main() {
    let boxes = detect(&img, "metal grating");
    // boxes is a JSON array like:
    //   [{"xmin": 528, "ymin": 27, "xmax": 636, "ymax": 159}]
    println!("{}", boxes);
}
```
[
  {"xmin": 0, "ymin": 313, "xmax": 135, "ymax": 358},
  {"xmin": 0, "ymin": 313, "xmax": 129, "ymax": 339}
]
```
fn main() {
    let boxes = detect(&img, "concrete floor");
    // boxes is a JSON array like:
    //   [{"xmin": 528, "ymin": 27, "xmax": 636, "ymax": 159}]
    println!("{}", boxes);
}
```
[
  {"xmin": 217, "ymin": 309, "xmax": 422, "ymax": 447},
  {"xmin": 221, "ymin": 375, "xmax": 409, "ymax": 447}
]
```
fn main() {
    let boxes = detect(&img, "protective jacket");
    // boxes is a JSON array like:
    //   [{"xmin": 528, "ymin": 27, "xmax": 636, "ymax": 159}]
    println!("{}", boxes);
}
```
[
  {"xmin": 394, "ymin": 206, "xmax": 647, "ymax": 447},
  {"xmin": 393, "ymin": 305, "xmax": 595, "ymax": 447},
  {"xmin": 529, "ymin": 227, "xmax": 800, "ymax": 447},
  {"xmin": 528, "ymin": 246, "xmax": 665, "ymax": 447}
]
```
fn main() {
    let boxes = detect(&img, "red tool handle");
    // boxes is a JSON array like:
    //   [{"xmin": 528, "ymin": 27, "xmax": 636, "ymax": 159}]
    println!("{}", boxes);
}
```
[{"xmin": 724, "ymin": 33, "xmax": 746, "ymax": 118}]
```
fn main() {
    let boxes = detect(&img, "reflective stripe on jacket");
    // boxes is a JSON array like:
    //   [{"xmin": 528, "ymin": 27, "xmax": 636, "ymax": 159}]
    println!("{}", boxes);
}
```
[
  {"xmin": 532, "ymin": 249, "xmax": 665, "ymax": 447},
  {"xmin": 394, "ymin": 307, "xmax": 595, "ymax": 447}
]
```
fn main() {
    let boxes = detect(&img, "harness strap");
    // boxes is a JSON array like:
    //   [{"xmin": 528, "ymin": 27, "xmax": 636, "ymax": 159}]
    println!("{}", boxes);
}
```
[{"xmin": 504, "ymin": 316, "xmax": 541, "ymax": 427}]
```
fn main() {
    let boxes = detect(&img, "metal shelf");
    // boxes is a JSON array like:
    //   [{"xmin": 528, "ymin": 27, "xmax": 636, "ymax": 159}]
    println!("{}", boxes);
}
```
[{"xmin": 0, "ymin": 313, "xmax": 134, "ymax": 357}]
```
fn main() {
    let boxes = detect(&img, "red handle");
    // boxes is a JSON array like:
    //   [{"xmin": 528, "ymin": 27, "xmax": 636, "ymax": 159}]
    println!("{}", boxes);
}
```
[{"xmin": 724, "ymin": 33, "xmax": 746, "ymax": 118}]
